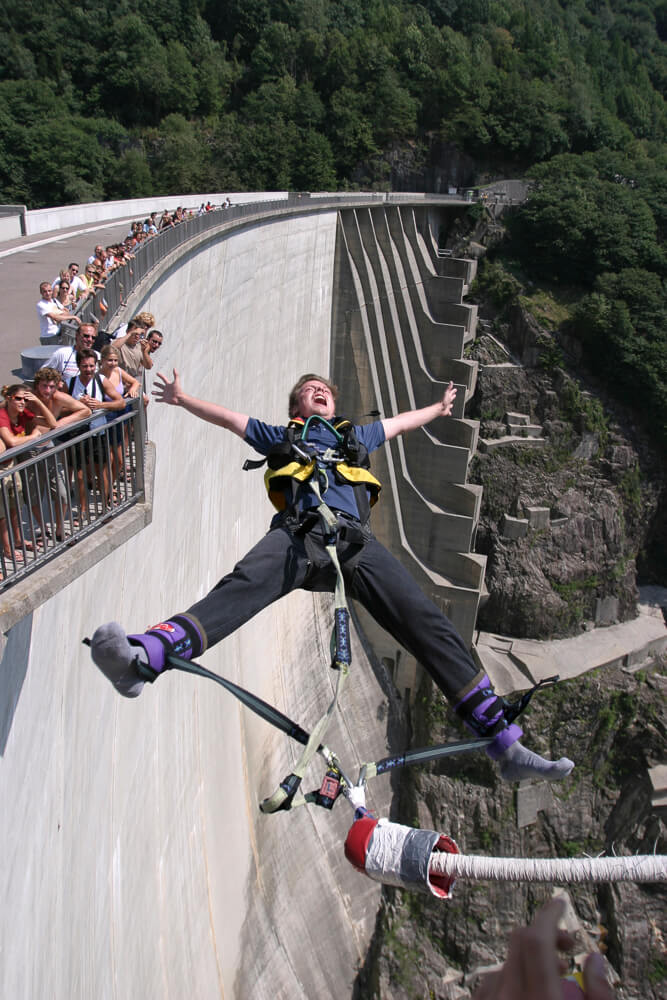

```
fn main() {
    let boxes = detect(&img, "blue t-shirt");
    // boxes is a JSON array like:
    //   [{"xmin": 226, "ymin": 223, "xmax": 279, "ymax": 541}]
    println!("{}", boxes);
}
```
[{"xmin": 245, "ymin": 416, "xmax": 386, "ymax": 520}]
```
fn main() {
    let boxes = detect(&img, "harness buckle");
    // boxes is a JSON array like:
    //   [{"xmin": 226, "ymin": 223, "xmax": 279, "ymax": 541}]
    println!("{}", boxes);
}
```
[
  {"xmin": 276, "ymin": 772, "xmax": 302, "ymax": 809},
  {"xmin": 316, "ymin": 769, "xmax": 341, "ymax": 809}
]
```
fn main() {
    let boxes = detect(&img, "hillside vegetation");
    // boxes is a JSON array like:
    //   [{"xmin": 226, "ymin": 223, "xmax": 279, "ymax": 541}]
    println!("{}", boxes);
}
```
[{"xmin": 1, "ymin": 0, "xmax": 665, "ymax": 205}]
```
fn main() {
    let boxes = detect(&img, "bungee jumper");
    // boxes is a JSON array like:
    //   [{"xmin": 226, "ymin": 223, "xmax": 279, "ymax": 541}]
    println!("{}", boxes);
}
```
[{"xmin": 89, "ymin": 370, "xmax": 575, "ymax": 805}]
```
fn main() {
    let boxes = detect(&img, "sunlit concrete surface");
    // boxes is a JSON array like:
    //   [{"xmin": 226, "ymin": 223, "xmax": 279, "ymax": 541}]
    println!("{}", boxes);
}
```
[{"xmin": 0, "ymin": 210, "xmax": 395, "ymax": 1000}]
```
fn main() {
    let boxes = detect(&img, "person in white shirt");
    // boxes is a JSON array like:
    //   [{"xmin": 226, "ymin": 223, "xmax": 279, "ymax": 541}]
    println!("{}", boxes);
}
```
[
  {"xmin": 42, "ymin": 324, "xmax": 98, "ymax": 381},
  {"xmin": 36, "ymin": 282, "xmax": 80, "ymax": 340}
]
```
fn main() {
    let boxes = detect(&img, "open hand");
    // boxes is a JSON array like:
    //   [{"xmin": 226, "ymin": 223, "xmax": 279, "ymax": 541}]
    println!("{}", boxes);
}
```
[
  {"xmin": 472, "ymin": 899, "xmax": 614, "ymax": 1000},
  {"xmin": 152, "ymin": 369, "xmax": 183, "ymax": 406},
  {"xmin": 440, "ymin": 381, "xmax": 457, "ymax": 417}
]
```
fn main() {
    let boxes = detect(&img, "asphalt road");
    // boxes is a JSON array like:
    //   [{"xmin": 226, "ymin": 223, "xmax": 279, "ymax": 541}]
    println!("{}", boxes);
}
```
[{"xmin": 0, "ymin": 217, "xmax": 138, "ymax": 387}]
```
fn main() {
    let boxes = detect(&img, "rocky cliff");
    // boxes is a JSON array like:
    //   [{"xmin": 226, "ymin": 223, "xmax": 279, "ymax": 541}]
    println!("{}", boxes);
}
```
[
  {"xmin": 465, "ymin": 313, "xmax": 661, "ymax": 640},
  {"xmin": 353, "ymin": 659, "xmax": 666, "ymax": 999}
]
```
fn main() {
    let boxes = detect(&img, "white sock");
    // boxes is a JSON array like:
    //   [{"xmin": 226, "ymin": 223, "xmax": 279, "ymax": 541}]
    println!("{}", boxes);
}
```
[
  {"xmin": 90, "ymin": 622, "xmax": 146, "ymax": 698},
  {"xmin": 498, "ymin": 740, "xmax": 574, "ymax": 783}
]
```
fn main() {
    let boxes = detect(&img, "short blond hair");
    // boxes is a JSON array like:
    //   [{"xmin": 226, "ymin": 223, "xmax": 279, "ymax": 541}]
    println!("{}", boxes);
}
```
[{"xmin": 132, "ymin": 311, "xmax": 155, "ymax": 328}]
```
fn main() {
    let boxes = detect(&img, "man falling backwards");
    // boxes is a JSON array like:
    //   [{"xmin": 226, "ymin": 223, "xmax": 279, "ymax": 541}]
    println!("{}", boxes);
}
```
[{"xmin": 91, "ymin": 371, "xmax": 574, "ymax": 784}]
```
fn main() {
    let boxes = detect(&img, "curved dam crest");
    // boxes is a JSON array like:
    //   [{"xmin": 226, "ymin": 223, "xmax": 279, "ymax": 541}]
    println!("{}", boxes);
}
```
[{"xmin": 1, "ymin": 211, "xmax": 396, "ymax": 999}]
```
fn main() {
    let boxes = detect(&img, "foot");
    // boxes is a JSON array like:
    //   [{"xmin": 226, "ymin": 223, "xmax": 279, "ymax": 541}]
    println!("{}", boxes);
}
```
[
  {"xmin": 90, "ymin": 622, "xmax": 146, "ymax": 698},
  {"xmin": 497, "ymin": 740, "xmax": 574, "ymax": 783}
]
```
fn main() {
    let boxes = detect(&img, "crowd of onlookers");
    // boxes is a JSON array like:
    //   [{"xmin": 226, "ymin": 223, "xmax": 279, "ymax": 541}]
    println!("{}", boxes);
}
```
[
  {"xmin": 2, "ymin": 199, "xmax": 238, "ymax": 582},
  {"xmin": 36, "ymin": 205, "xmax": 224, "ymax": 336},
  {"xmin": 0, "ymin": 208, "xmax": 193, "ymax": 581}
]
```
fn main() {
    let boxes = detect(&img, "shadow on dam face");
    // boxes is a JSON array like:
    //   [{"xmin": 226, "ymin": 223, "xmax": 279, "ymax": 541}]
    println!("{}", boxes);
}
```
[{"xmin": 0, "ymin": 211, "xmax": 399, "ymax": 999}]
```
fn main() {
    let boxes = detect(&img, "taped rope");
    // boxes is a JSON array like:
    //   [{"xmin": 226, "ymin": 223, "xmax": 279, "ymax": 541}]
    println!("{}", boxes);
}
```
[
  {"xmin": 345, "ymin": 816, "xmax": 666, "ymax": 896},
  {"xmin": 428, "ymin": 851, "xmax": 667, "ymax": 885}
]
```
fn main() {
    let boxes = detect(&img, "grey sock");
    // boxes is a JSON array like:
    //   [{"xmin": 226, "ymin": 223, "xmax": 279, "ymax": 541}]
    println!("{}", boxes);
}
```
[
  {"xmin": 90, "ymin": 622, "xmax": 147, "ymax": 698},
  {"xmin": 498, "ymin": 740, "xmax": 574, "ymax": 783}
]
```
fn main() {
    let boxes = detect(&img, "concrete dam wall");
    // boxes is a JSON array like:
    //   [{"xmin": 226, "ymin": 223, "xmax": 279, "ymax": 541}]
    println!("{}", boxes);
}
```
[{"xmin": 0, "ymin": 205, "xmax": 482, "ymax": 999}]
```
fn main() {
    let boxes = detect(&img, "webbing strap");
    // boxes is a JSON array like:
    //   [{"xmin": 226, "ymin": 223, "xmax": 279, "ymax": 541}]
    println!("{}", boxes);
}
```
[{"xmin": 259, "ymin": 473, "xmax": 352, "ymax": 813}]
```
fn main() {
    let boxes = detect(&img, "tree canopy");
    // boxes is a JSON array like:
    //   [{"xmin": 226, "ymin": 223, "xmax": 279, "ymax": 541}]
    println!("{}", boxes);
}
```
[{"xmin": 0, "ymin": 0, "xmax": 664, "ymax": 205}]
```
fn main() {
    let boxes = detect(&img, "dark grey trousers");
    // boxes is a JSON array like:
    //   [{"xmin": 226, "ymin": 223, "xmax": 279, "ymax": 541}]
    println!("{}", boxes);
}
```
[{"xmin": 184, "ymin": 518, "xmax": 478, "ymax": 702}]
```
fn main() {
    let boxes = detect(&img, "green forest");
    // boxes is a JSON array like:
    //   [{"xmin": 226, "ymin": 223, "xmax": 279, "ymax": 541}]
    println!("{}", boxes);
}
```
[
  {"xmin": 1, "ymin": 0, "xmax": 665, "ymax": 444},
  {"xmin": 1, "ymin": 0, "xmax": 664, "ymax": 204}
]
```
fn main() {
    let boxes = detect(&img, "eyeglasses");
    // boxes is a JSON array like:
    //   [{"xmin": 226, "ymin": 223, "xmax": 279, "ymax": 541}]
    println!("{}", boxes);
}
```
[{"xmin": 60, "ymin": 284, "xmax": 70, "ymax": 289}]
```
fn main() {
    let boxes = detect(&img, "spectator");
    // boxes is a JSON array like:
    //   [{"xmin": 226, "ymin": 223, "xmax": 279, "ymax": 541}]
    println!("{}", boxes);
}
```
[
  {"xmin": 65, "ymin": 263, "xmax": 88, "ymax": 302},
  {"xmin": 110, "ymin": 311, "xmax": 155, "ymax": 342},
  {"xmin": 88, "ymin": 245, "xmax": 104, "ymax": 266},
  {"xmin": 42, "ymin": 323, "xmax": 99, "ymax": 381},
  {"xmin": 54, "ymin": 278, "xmax": 74, "ymax": 311},
  {"xmin": 67, "ymin": 349, "xmax": 123, "ymax": 513},
  {"xmin": 99, "ymin": 345, "xmax": 140, "ymax": 484},
  {"xmin": 37, "ymin": 282, "xmax": 81, "ymax": 340},
  {"xmin": 51, "ymin": 268, "xmax": 71, "ymax": 292},
  {"xmin": 145, "ymin": 329, "xmax": 163, "ymax": 355},
  {"xmin": 81, "ymin": 262, "xmax": 103, "ymax": 299},
  {"xmin": 31, "ymin": 368, "xmax": 91, "ymax": 540},
  {"xmin": 114, "ymin": 322, "xmax": 153, "ymax": 379},
  {"xmin": 0, "ymin": 383, "xmax": 57, "ymax": 548},
  {"xmin": 103, "ymin": 246, "xmax": 119, "ymax": 272},
  {"xmin": 0, "ymin": 438, "xmax": 27, "ymax": 567},
  {"xmin": 99, "ymin": 345, "xmax": 140, "ymax": 401}
]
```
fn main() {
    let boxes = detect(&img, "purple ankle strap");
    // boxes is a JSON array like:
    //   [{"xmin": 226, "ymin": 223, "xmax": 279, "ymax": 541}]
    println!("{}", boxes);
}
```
[
  {"xmin": 486, "ymin": 723, "xmax": 522, "ymax": 760},
  {"xmin": 128, "ymin": 615, "xmax": 204, "ymax": 675}
]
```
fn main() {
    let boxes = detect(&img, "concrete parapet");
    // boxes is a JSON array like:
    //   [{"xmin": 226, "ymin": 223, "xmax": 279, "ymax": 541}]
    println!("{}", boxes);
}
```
[
  {"xmin": 478, "ymin": 435, "xmax": 546, "ymax": 453},
  {"xmin": 524, "ymin": 506, "xmax": 550, "ymax": 529},
  {"xmin": 517, "ymin": 782, "xmax": 553, "ymax": 828},
  {"xmin": 648, "ymin": 765, "xmax": 667, "ymax": 810},
  {"xmin": 501, "ymin": 514, "xmax": 529, "ymax": 539},
  {"xmin": 508, "ymin": 423, "xmax": 543, "ymax": 438},
  {"xmin": 595, "ymin": 596, "xmax": 619, "ymax": 626}
]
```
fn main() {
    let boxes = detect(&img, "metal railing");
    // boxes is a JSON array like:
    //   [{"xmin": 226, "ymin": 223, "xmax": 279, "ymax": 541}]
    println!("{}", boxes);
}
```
[
  {"xmin": 0, "ymin": 400, "xmax": 145, "ymax": 589},
  {"xmin": 58, "ymin": 191, "xmax": 478, "ymax": 334}
]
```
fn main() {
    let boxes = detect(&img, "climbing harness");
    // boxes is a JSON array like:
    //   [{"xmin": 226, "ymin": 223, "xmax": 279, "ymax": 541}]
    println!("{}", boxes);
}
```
[{"xmin": 243, "ymin": 415, "xmax": 381, "ymax": 524}]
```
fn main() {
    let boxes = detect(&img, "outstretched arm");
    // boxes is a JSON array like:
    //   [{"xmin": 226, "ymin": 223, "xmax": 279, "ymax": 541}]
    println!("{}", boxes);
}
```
[
  {"xmin": 152, "ymin": 369, "xmax": 249, "ymax": 439},
  {"xmin": 381, "ymin": 382, "xmax": 457, "ymax": 441}
]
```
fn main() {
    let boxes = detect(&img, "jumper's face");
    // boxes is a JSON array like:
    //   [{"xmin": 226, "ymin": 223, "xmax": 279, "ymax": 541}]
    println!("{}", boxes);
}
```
[{"xmin": 295, "ymin": 380, "xmax": 335, "ymax": 420}]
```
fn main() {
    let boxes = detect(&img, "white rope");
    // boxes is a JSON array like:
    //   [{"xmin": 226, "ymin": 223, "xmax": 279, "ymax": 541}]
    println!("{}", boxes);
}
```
[{"xmin": 429, "ymin": 852, "xmax": 667, "ymax": 885}]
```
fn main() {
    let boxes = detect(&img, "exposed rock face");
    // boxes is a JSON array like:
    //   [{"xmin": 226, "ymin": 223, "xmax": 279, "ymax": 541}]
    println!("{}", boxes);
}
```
[
  {"xmin": 466, "ymin": 339, "xmax": 655, "ymax": 639},
  {"xmin": 354, "ymin": 661, "xmax": 666, "ymax": 1000}
]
